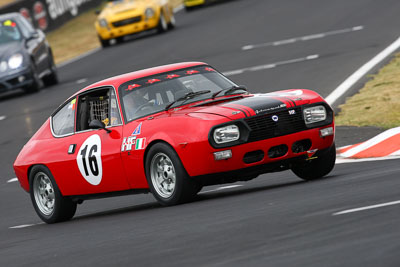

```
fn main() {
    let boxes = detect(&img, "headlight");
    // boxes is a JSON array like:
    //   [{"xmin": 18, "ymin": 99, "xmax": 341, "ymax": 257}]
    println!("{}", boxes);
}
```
[
  {"xmin": 303, "ymin": 105, "xmax": 327, "ymax": 124},
  {"xmin": 99, "ymin": 19, "xmax": 108, "ymax": 28},
  {"xmin": 213, "ymin": 125, "xmax": 240, "ymax": 144},
  {"xmin": 145, "ymin": 8, "xmax": 155, "ymax": 19},
  {"xmin": 8, "ymin": 53, "xmax": 23, "ymax": 69}
]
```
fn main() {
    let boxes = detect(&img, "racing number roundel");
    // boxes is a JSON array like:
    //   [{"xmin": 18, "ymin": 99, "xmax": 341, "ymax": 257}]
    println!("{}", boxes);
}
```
[{"xmin": 76, "ymin": 134, "xmax": 103, "ymax": 185}]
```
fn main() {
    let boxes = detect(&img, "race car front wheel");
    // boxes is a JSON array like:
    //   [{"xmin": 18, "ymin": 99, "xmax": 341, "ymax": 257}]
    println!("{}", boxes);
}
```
[
  {"xmin": 145, "ymin": 143, "xmax": 200, "ymax": 206},
  {"xmin": 29, "ymin": 165, "xmax": 77, "ymax": 223},
  {"xmin": 291, "ymin": 143, "xmax": 336, "ymax": 181}
]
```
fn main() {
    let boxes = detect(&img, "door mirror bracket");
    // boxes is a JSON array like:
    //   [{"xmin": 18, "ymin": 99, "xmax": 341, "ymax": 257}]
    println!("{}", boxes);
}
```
[{"xmin": 89, "ymin": 119, "xmax": 111, "ymax": 133}]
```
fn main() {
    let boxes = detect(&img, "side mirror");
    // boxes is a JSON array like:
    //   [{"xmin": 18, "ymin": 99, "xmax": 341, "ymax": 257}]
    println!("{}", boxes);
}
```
[{"xmin": 89, "ymin": 119, "xmax": 111, "ymax": 133}]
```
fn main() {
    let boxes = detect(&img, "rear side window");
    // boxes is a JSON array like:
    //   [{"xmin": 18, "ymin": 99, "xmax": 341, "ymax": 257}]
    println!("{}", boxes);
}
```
[{"xmin": 52, "ymin": 98, "xmax": 76, "ymax": 136}]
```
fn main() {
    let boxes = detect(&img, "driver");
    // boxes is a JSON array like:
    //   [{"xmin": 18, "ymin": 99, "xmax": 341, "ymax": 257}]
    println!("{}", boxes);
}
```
[{"xmin": 123, "ymin": 89, "xmax": 152, "ymax": 121}]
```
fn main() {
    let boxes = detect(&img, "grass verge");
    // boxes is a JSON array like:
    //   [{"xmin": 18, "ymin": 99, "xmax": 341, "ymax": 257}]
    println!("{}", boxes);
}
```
[
  {"xmin": 47, "ymin": 0, "xmax": 183, "ymax": 64},
  {"xmin": 335, "ymin": 53, "xmax": 400, "ymax": 129}
]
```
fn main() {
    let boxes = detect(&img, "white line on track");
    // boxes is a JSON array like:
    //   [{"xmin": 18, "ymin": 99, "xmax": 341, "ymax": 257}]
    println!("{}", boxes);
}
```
[
  {"xmin": 333, "ymin": 200, "xmax": 400, "ymax": 216},
  {"xmin": 336, "ymin": 155, "xmax": 400, "ymax": 164},
  {"xmin": 9, "ymin": 222, "xmax": 44, "ymax": 229},
  {"xmin": 0, "ymin": 115, "xmax": 6, "ymax": 121},
  {"xmin": 222, "ymin": 54, "xmax": 319, "ymax": 77},
  {"xmin": 200, "ymin": 184, "xmax": 243, "ymax": 194},
  {"xmin": 7, "ymin": 178, "xmax": 18, "ymax": 183},
  {"xmin": 242, "ymin": 26, "xmax": 364, "ymax": 51},
  {"xmin": 76, "ymin": 78, "xmax": 88, "ymax": 84},
  {"xmin": 326, "ymin": 35, "xmax": 400, "ymax": 106}
]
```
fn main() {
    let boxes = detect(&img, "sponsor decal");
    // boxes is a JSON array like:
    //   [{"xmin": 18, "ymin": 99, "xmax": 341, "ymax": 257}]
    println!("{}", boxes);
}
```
[
  {"xmin": 121, "ymin": 136, "xmax": 136, "ymax": 152},
  {"xmin": 68, "ymin": 98, "xmax": 76, "ymax": 110},
  {"xmin": 166, "ymin": 74, "xmax": 180, "ymax": 79},
  {"xmin": 186, "ymin": 70, "xmax": 199, "ymax": 75},
  {"xmin": 271, "ymin": 115, "xmax": 279, "ymax": 122},
  {"xmin": 255, "ymin": 104, "xmax": 286, "ymax": 115},
  {"xmin": 147, "ymin": 79, "xmax": 161, "ymax": 84},
  {"xmin": 306, "ymin": 149, "xmax": 318, "ymax": 160},
  {"xmin": 132, "ymin": 122, "xmax": 142, "ymax": 135},
  {"xmin": 76, "ymin": 134, "xmax": 103, "ymax": 185},
  {"xmin": 126, "ymin": 84, "xmax": 141, "ymax": 91},
  {"xmin": 102, "ymin": 118, "xmax": 109, "ymax": 126},
  {"xmin": 33, "ymin": 1, "xmax": 48, "ymax": 30},
  {"xmin": 288, "ymin": 110, "xmax": 296, "ymax": 115},
  {"xmin": 46, "ymin": 0, "xmax": 92, "ymax": 20},
  {"xmin": 135, "ymin": 138, "xmax": 146, "ymax": 150},
  {"xmin": 19, "ymin": 8, "xmax": 32, "ymax": 24}
]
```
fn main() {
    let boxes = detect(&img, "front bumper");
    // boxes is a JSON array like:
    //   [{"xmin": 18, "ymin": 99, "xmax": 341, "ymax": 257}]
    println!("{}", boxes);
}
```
[
  {"xmin": 178, "ymin": 125, "xmax": 335, "ymax": 178},
  {"xmin": 96, "ymin": 16, "xmax": 159, "ymax": 40},
  {"xmin": 0, "ymin": 67, "xmax": 34, "ymax": 93},
  {"xmin": 184, "ymin": 0, "xmax": 206, "ymax": 7}
]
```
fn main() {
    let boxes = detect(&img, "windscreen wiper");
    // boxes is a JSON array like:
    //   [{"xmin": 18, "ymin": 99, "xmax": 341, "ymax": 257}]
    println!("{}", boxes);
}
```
[
  {"xmin": 212, "ymin": 85, "xmax": 248, "ymax": 99},
  {"xmin": 165, "ymin": 90, "xmax": 211, "ymax": 111}
]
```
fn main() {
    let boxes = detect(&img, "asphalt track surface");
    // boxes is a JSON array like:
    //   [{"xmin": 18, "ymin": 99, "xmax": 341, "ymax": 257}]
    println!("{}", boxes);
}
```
[{"xmin": 1, "ymin": 0, "xmax": 400, "ymax": 266}]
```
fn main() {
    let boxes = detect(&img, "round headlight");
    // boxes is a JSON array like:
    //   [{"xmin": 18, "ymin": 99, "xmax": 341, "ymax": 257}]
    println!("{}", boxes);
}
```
[
  {"xmin": 145, "ymin": 8, "xmax": 155, "ymax": 19},
  {"xmin": 8, "ymin": 53, "xmax": 23, "ymax": 69},
  {"xmin": 213, "ymin": 125, "xmax": 240, "ymax": 144},
  {"xmin": 99, "ymin": 19, "xmax": 108, "ymax": 28}
]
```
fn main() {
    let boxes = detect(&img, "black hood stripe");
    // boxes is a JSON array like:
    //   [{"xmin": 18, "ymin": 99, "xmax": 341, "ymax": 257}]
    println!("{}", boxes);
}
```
[{"xmin": 224, "ymin": 96, "xmax": 287, "ymax": 115}]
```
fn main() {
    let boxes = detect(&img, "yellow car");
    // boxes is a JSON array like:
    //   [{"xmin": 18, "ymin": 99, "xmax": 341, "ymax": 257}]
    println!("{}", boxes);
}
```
[
  {"xmin": 95, "ymin": 0, "xmax": 176, "ymax": 48},
  {"xmin": 184, "ymin": 0, "xmax": 217, "ymax": 11}
]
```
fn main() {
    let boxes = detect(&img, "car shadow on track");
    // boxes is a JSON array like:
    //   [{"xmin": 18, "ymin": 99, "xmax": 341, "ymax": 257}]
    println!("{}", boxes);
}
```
[{"xmin": 63, "ymin": 175, "xmax": 340, "ymax": 223}]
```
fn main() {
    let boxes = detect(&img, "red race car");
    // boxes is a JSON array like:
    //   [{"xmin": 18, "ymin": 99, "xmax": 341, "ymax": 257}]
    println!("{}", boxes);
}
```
[{"xmin": 14, "ymin": 62, "xmax": 335, "ymax": 223}]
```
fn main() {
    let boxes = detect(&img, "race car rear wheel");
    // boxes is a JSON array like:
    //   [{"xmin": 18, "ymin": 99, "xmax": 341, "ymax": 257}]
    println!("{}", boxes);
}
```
[
  {"xmin": 98, "ymin": 36, "xmax": 110, "ymax": 48},
  {"xmin": 42, "ymin": 53, "xmax": 59, "ymax": 87},
  {"xmin": 291, "ymin": 143, "xmax": 336, "ymax": 181},
  {"xmin": 145, "ymin": 143, "xmax": 200, "ymax": 206},
  {"xmin": 29, "ymin": 165, "xmax": 77, "ymax": 223},
  {"xmin": 157, "ymin": 12, "xmax": 168, "ymax": 33}
]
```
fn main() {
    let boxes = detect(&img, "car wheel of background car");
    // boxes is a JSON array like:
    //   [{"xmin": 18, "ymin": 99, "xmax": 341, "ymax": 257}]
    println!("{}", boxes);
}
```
[
  {"xmin": 29, "ymin": 165, "xmax": 77, "ymax": 223},
  {"xmin": 168, "ymin": 12, "xmax": 176, "ymax": 30},
  {"xmin": 24, "ymin": 64, "xmax": 43, "ymax": 93},
  {"xmin": 157, "ymin": 12, "xmax": 168, "ymax": 33},
  {"xmin": 145, "ymin": 143, "xmax": 200, "ymax": 206},
  {"xmin": 98, "ymin": 36, "xmax": 110, "ymax": 48},
  {"xmin": 115, "ymin": 36, "xmax": 124, "ymax": 45},
  {"xmin": 42, "ymin": 55, "xmax": 59, "ymax": 87},
  {"xmin": 291, "ymin": 143, "xmax": 336, "ymax": 181}
]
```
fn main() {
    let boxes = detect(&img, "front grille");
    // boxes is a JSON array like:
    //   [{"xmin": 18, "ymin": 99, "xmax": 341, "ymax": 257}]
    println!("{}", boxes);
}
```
[
  {"xmin": 244, "ymin": 107, "xmax": 307, "ymax": 142},
  {"xmin": 112, "ymin": 16, "xmax": 142, "ymax": 27}
]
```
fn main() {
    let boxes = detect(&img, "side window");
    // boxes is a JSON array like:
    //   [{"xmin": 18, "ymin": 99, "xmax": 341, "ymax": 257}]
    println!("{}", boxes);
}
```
[
  {"xmin": 52, "ymin": 98, "xmax": 76, "ymax": 136},
  {"xmin": 110, "ymin": 89, "xmax": 122, "ymax": 126},
  {"xmin": 76, "ymin": 88, "xmax": 121, "ymax": 132}
]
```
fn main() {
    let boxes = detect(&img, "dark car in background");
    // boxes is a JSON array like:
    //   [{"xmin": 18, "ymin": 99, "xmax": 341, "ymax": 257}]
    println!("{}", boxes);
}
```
[{"xmin": 0, "ymin": 13, "xmax": 58, "ymax": 94}]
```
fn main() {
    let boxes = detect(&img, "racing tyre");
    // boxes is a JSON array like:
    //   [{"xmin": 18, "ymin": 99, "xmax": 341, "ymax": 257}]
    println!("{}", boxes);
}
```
[
  {"xmin": 42, "ymin": 54, "xmax": 58, "ymax": 87},
  {"xmin": 291, "ymin": 143, "xmax": 336, "ymax": 181},
  {"xmin": 24, "ymin": 64, "xmax": 43, "ymax": 93},
  {"xmin": 29, "ymin": 165, "xmax": 77, "ymax": 223},
  {"xmin": 145, "ymin": 143, "xmax": 200, "ymax": 206},
  {"xmin": 168, "ymin": 12, "xmax": 176, "ymax": 30},
  {"xmin": 99, "ymin": 36, "xmax": 110, "ymax": 48},
  {"xmin": 157, "ymin": 12, "xmax": 168, "ymax": 33}
]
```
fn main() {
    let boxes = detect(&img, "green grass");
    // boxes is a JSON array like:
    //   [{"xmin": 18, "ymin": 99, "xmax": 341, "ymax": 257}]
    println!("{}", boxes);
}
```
[{"xmin": 335, "ymin": 53, "xmax": 400, "ymax": 129}]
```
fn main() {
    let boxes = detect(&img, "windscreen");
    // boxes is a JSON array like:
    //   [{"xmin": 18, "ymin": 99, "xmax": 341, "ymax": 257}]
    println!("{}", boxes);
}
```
[
  {"xmin": 0, "ymin": 19, "xmax": 22, "ymax": 44},
  {"xmin": 119, "ymin": 66, "xmax": 237, "ymax": 122}
]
